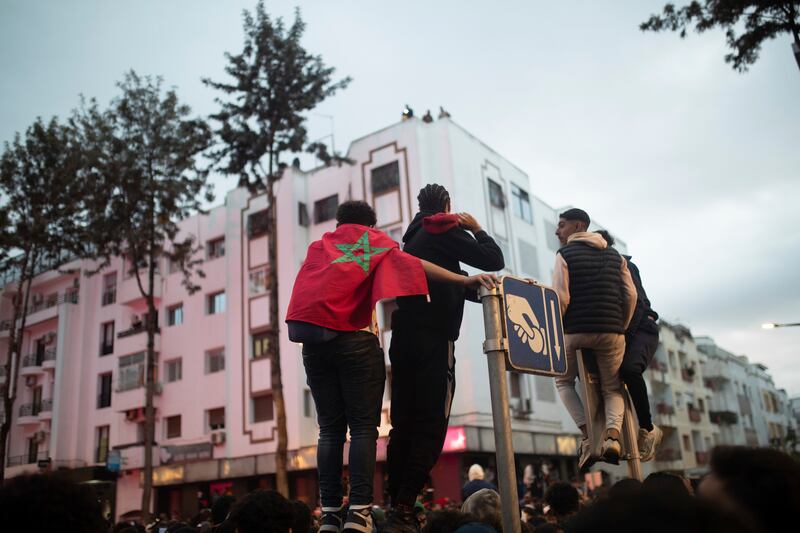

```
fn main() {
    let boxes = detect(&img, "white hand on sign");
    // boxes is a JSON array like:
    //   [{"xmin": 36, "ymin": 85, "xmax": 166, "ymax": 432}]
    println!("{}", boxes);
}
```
[{"xmin": 506, "ymin": 294, "xmax": 547, "ymax": 354}]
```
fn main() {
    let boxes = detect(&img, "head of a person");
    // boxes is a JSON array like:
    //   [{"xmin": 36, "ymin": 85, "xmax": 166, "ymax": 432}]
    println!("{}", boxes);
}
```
[
  {"xmin": 544, "ymin": 482, "xmax": 580, "ymax": 520},
  {"xmin": 461, "ymin": 488, "xmax": 501, "ymax": 533},
  {"xmin": 290, "ymin": 500, "xmax": 311, "ymax": 533},
  {"xmin": 336, "ymin": 200, "xmax": 377, "ymax": 227},
  {"xmin": 556, "ymin": 208, "xmax": 590, "ymax": 246},
  {"xmin": 644, "ymin": 472, "xmax": 690, "ymax": 498},
  {"xmin": 467, "ymin": 464, "xmax": 485, "ymax": 482},
  {"xmin": 609, "ymin": 478, "xmax": 642, "ymax": 499},
  {"xmin": 0, "ymin": 473, "xmax": 108, "ymax": 533},
  {"xmin": 228, "ymin": 489, "xmax": 294, "ymax": 533},
  {"xmin": 595, "ymin": 229, "xmax": 615, "ymax": 247},
  {"xmin": 424, "ymin": 509, "xmax": 477, "ymax": 532},
  {"xmin": 418, "ymin": 183, "xmax": 451, "ymax": 214},
  {"xmin": 211, "ymin": 495, "xmax": 236, "ymax": 525},
  {"xmin": 698, "ymin": 445, "xmax": 800, "ymax": 533}
]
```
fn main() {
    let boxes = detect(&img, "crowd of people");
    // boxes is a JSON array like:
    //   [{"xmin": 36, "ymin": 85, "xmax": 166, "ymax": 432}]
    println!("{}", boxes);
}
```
[{"xmin": 0, "ymin": 444, "xmax": 797, "ymax": 532}]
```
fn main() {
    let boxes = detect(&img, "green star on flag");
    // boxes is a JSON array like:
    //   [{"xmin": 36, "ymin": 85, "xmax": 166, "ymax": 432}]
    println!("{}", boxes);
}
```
[{"xmin": 331, "ymin": 230, "xmax": 391, "ymax": 274}]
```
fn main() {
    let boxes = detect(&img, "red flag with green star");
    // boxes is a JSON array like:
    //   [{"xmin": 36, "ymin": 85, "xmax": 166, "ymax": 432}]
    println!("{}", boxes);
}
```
[{"xmin": 286, "ymin": 224, "xmax": 429, "ymax": 331}]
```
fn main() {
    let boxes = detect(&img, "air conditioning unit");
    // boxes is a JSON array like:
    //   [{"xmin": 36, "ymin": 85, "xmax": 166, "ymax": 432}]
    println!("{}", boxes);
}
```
[
  {"xmin": 210, "ymin": 431, "xmax": 226, "ymax": 446},
  {"xmin": 33, "ymin": 430, "xmax": 46, "ymax": 443},
  {"xmin": 25, "ymin": 376, "xmax": 37, "ymax": 387}
]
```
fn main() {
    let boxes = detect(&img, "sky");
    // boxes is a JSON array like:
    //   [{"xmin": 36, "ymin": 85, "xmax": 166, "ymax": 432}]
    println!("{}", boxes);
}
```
[{"xmin": 2, "ymin": 1, "xmax": 799, "ymax": 395}]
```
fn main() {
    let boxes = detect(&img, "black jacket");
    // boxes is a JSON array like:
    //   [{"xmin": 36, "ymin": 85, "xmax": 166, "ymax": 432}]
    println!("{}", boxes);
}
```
[
  {"xmin": 624, "ymin": 255, "xmax": 658, "ymax": 336},
  {"xmin": 394, "ymin": 211, "xmax": 504, "ymax": 340}
]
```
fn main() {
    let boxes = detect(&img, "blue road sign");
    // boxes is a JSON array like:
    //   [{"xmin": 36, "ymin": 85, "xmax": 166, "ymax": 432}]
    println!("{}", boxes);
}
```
[
  {"xmin": 106, "ymin": 449, "xmax": 121, "ymax": 472},
  {"xmin": 502, "ymin": 276, "xmax": 567, "ymax": 376}
]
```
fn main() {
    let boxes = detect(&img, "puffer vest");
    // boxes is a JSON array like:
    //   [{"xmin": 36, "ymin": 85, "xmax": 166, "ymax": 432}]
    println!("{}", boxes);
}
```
[{"xmin": 559, "ymin": 241, "xmax": 625, "ymax": 334}]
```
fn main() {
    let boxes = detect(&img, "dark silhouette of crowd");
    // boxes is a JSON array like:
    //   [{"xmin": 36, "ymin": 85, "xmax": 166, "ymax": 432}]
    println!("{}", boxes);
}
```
[{"xmin": 0, "ymin": 446, "xmax": 797, "ymax": 533}]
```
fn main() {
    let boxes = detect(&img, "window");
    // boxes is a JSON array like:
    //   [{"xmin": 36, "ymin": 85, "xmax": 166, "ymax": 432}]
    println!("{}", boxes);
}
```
[
  {"xmin": 97, "ymin": 373, "xmax": 112, "ymax": 408},
  {"xmin": 682, "ymin": 434, "xmax": 692, "ymax": 451},
  {"xmin": 102, "ymin": 272, "xmax": 117, "ymax": 306},
  {"xmin": 95, "ymin": 425, "xmax": 110, "ymax": 463},
  {"xmin": 511, "ymin": 184, "xmax": 533, "ymax": 223},
  {"xmin": 298, "ymin": 202, "xmax": 310, "ymax": 227},
  {"xmin": 248, "ymin": 210, "xmax": 269, "ymax": 238},
  {"xmin": 371, "ymin": 161, "xmax": 400, "ymax": 195},
  {"xmin": 207, "ymin": 237, "xmax": 225, "ymax": 260},
  {"xmin": 517, "ymin": 240, "xmax": 540, "ymax": 279},
  {"xmin": 509, "ymin": 372, "xmax": 522, "ymax": 399},
  {"xmin": 27, "ymin": 437, "xmax": 38, "ymax": 464},
  {"xmin": 252, "ymin": 332, "xmax": 270, "ymax": 360},
  {"xmin": 206, "ymin": 348, "xmax": 225, "ymax": 374},
  {"xmin": 165, "ymin": 415, "xmax": 181, "ymax": 439},
  {"xmin": 118, "ymin": 353, "xmax": 145, "ymax": 392},
  {"xmin": 488, "ymin": 179, "xmax": 505, "ymax": 209},
  {"xmin": 207, "ymin": 291, "xmax": 226, "ymax": 314},
  {"xmin": 165, "ymin": 359, "xmax": 182, "ymax": 383},
  {"xmin": 100, "ymin": 321, "xmax": 114, "ymax": 355},
  {"xmin": 168, "ymin": 255, "xmax": 181, "ymax": 274},
  {"xmin": 208, "ymin": 407, "xmax": 225, "ymax": 431},
  {"xmin": 252, "ymin": 394, "xmax": 274, "ymax": 423},
  {"xmin": 314, "ymin": 195, "xmax": 339, "ymax": 224},
  {"xmin": 136, "ymin": 421, "xmax": 146, "ymax": 444},
  {"xmin": 249, "ymin": 267, "xmax": 267, "ymax": 296},
  {"xmin": 167, "ymin": 304, "xmax": 184, "ymax": 326}
]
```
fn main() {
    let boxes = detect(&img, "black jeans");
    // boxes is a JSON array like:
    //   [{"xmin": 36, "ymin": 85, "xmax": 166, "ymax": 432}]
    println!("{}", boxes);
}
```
[
  {"xmin": 620, "ymin": 325, "xmax": 660, "ymax": 430},
  {"xmin": 303, "ymin": 331, "xmax": 385, "ymax": 507},
  {"xmin": 387, "ymin": 325, "xmax": 455, "ymax": 507}
]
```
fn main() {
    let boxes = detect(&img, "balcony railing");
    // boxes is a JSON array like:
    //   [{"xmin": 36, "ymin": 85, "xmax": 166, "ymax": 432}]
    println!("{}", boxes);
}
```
[
  {"xmin": 688, "ymin": 407, "xmax": 702, "ymax": 423},
  {"xmin": 22, "ymin": 348, "xmax": 56, "ymax": 368},
  {"xmin": 709, "ymin": 410, "xmax": 739, "ymax": 425},
  {"xmin": 40, "ymin": 398, "xmax": 52, "ymax": 412},
  {"xmin": 42, "ymin": 348, "xmax": 56, "ymax": 363},
  {"xmin": 656, "ymin": 448, "xmax": 682, "ymax": 462},
  {"xmin": 656, "ymin": 403, "xmax": 676, "ymax": 415},
  {"xmin": 28, "ymin": 292, "xmax": 78, "ymax": 314},
  {"xmin": 695, "ymin": 451, "xmax": 709, "ymax": 465},
  {"xmin": 681, "ymin": 367, "xmax": 695, "ymax": 383},
  {"xmin": 648, "ymin": 359, "xmax": 668, "ymax": 373},
  {"xmin": 6, "ymin": 450, "xmax": 49, "ymax": 467},
  {"xmin": 19, "ymin": 403, "xmax": 41, "ymax": 417},
  {"xmin": 117, "ymin": 323, "xmax": 160, "ymax": 339}
]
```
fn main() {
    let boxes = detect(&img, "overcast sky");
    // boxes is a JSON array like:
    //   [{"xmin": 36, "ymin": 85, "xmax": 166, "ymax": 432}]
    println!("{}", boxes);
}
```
[{"xmin": 2, "ymin": 1, "xmax": 799, "ymax": 395}]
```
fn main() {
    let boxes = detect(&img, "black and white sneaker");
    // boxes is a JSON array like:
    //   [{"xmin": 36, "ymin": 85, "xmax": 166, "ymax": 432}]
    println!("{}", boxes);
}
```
[
  {"xmin": 343, "ymin": 505, "xmax": 373, "ymax": 533},
  {"xmin": 320, "ymin": 505, "xmax": 345, "ymax": 533}
]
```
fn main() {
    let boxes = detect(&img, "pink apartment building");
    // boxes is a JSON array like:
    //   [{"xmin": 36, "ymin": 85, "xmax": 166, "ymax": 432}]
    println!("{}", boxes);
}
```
[{"xmin": 1, "ymin": 115, "xmax": 588, "ymax": 520}]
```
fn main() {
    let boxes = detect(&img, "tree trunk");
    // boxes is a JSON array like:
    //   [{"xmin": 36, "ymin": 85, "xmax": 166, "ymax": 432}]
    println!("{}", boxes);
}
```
[
  {"xmin": 0, "ymin": 250, "xmax": 35, "ymax": 483},
  {"xmin": 140, "ymin": 267, "xmax": 157, "ymax": 523},
  {"xmin": 266, "ymin": 176, "xmax": 289, "ymax": 497}
]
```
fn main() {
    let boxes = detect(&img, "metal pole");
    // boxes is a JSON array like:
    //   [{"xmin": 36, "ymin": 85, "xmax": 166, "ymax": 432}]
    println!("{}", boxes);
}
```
[
  {"xmin": 480, "ymin": 286, "xmax": 521, "ymax": 533},
  {"xmin": 622, "ymin": 386, "xmax": 643, "ymax": 481}
]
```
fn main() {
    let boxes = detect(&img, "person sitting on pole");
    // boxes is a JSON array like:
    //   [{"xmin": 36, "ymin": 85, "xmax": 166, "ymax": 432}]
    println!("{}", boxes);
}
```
[
  {"xmin": 386, "ymin": 184, "xmax": 505, "ymax": 531},
  {"xmin": 286, "ymin": 200, "xmax": 497, "ymax": 533},
  {"xmin": 551, "ymin": 208, "xmax": 637, "ymax": 469},
  {"xmin": 596, "ymin": 230, "xmax": 663, "ymax": 462}
]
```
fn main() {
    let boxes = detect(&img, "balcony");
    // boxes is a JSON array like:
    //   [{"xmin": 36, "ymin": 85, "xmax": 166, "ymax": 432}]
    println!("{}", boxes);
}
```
[
  {"xmin": 38, "ymin": 398, "xmax": 53, "ymax": 420},
  {"xmin": 681, "ymin": 367, "xmax": 695, "ymax": 383},
  {"xmin": 118, "ymin": 272, "xmax": 162, "ymax": 306},
  {"xmin": 24, "ymin": 292, "xmax": 78, "ymax": 327},
  {"xmin": 41, "ymin": 348, "xmax": 56, "ymax": 370},
  {"xmin": 116, "ymin": 324, "xmax": 161, "ymax": 356},
  {"xmin": 709, "ymin": 410, "xmax": 738, "ymax": 425},
  {"xmin": 17, "ymin": 403, "xmax": 41, "ymax": 424},
  {"xmin": 656, "ymin": 402, "xmax": 676, "ymax": 416},
  {"xmin": 688, "ymin": 406, "xmax": 702, "ymax": 423},
  {"xmin": 655, "ymin": 448, "xmax": 682, "ymax": 462},
  {"xmin": 695, "ymin": 451, "xmax": 710, "ymax": 465},
  {"xmin": 20, "ymin": 354, "xmax": 44, "ymax": 376},
  {"xmin": 6, "ymin": 450, "xmax": 49, "ymax": 467}
]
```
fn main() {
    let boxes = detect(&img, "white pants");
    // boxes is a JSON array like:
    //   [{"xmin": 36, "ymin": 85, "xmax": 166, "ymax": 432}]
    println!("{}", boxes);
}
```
[{"xmin": 555, "ymin": 332, "xmax": 625, "ymax": 432}]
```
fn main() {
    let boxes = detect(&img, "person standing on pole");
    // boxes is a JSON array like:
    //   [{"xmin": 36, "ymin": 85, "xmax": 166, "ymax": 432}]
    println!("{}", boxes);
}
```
[
  {"xmin": 286, "ymin": 201, "xmax": 497, "ymax": 533},
  {"xmin": 596, "ymin": 229, "xmax": 662, "ymax": 462},
  {"xmin": 386, "ymin": 184, "xmax": 505, "ymax": 531},
  {"xmin": 551, "ymin": 208, "xmax": 637, "ymax": 469}
]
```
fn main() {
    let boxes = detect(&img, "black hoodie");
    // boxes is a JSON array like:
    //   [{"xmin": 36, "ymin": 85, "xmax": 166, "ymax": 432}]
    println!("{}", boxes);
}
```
[
  {"xmin": 623, "ymin": 255, "xmax": 659, "ymax": 336},
  {"xmin": 394, "ymin": 211, "xmax": 505, "ymax": 340}
]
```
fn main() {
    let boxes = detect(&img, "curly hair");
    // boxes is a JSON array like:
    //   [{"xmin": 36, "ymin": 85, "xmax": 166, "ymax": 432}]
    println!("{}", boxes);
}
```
[
  {"xmin": 228, "ymin": 490, "xmax": 294, "ymax": 533},
  {"xmin": 336, "ymin": 200, "xmax": 377, "ymax": 227},
  {"xmin": 0, "ymin": 473, "xmax": 108, "ymax": 533}
]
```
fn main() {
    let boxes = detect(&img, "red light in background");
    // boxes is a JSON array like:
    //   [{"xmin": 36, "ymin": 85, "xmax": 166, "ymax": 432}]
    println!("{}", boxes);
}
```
[{"xmin": 442, "ymin": 426, "xmax": 466, "ymax": 453}]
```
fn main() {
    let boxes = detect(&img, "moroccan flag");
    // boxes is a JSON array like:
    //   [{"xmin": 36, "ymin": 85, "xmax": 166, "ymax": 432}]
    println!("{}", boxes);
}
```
[{"xmin": 286, "ymin": 224, "xmax": 429, "ymax": 331}]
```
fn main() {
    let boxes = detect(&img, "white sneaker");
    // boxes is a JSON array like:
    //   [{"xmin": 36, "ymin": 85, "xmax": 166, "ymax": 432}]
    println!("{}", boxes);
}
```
[
  {"xmin": 638, "ymin": 424, "xmax": 663, "ymax": 462},
  {"xmin": 601, "ymin": 438, "xmax": 621, "ymax": 465}
]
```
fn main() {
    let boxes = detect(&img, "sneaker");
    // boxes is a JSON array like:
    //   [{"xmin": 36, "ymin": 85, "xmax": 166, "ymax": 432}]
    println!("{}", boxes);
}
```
[
  {"xmin": 384, "ymin": 504, "xmax": 420, "ymax": 533},
  {"xmin": 320, "ymin": 506, "xmax": 345, "ymax": 533},
  {"xmin": 638, "ymin": 424, "xmax": 663, "ymax": 462},
  {"xmin": 601, "ymin": 437, "xmax": 621, "ymax": 465},
  {"xmin": 343, "ymin": 505, "xmax": 373, "ymax": 533},
  {"xmin": 578, "ymin": 437, "xmax": 594, "ymax": 471}
]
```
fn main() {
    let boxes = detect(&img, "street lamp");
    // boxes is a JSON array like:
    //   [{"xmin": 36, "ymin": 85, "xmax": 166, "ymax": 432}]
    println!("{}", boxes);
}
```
[{"xmin": 762, "ymin": 322, "xmax": 800, "ymax": 329}]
